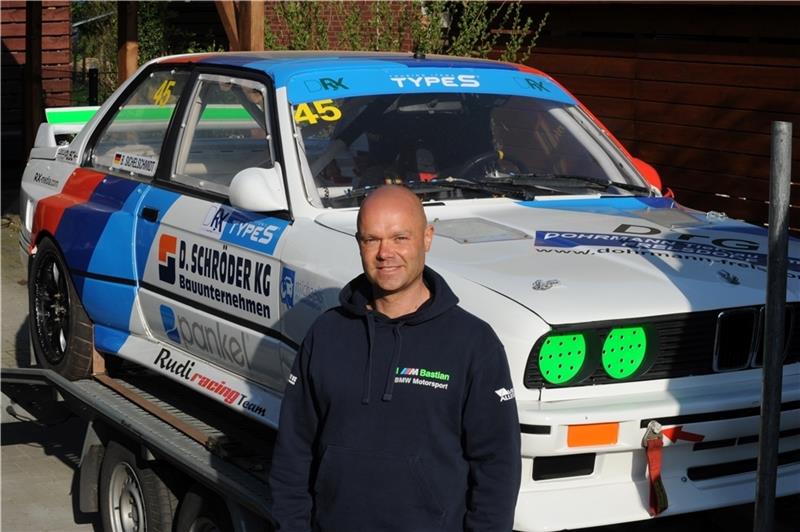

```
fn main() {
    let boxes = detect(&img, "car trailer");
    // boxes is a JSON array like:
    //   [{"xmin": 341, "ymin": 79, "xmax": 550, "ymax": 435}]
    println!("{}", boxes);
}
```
[{"xmin": 1, "ymin": 366, "xmax": 277, "ymax": 532}]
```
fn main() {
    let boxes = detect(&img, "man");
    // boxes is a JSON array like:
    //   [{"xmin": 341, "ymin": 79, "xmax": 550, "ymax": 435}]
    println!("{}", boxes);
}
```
[{"xmin": 270, "ymin": 185, "xmax": 521, "ymax": 531}]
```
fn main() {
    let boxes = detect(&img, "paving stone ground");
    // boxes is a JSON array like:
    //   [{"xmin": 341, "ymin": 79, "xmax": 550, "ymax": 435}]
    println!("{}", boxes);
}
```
[{"xmin": 1, "ymin": 212, "xmax": 98, "ymax": 531}]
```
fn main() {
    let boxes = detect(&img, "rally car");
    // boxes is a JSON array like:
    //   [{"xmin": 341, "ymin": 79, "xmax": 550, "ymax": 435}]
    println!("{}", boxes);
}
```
[{"xmin": 19, "ymin": 52, "xmax": 800, "ymax": 531}]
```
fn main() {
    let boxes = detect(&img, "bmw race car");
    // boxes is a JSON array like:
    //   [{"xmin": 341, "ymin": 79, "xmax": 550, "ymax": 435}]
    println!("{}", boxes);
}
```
[{"xmin": 20, "ymin": 52, "xmax": 800, "ymax": 531}]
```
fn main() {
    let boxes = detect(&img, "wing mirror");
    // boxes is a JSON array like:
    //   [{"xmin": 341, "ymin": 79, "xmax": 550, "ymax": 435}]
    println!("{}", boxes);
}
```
[
  {"xmin": 631, "ymin": 157, "xmax": 670, "ymax": 196},
  {"xmin": 229, "ymin": 163, "xmax": 288, "ymax": 212}
]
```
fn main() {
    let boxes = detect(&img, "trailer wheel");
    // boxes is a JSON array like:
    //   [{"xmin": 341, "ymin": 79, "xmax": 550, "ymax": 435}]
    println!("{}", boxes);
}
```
[
  {"xmin": 100, "ymin": 441, "xmax": 178, "ymax": 532},
  {"xmin": 176, "ymin": 486, "xmax": 233, "ymax": 532},
  {"xmin": 29, "ymin": 237, "xmax": 93, "ymax": 380}
]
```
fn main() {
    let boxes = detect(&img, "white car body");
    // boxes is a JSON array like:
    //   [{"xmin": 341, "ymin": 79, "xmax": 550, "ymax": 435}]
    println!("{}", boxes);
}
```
[{"xmin": 19, "ymin": 52, "xmax": 800, "ymax": 531}]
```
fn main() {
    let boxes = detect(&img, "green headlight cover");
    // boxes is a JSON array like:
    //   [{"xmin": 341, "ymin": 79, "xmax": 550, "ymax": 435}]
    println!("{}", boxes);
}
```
[
  {"xmin": 538, "ymin": 333, "xmax": 586, "ymax": 384},
  {"xmin": 602, "ymin": 327, "xmax": 647, "ymax": 379}
]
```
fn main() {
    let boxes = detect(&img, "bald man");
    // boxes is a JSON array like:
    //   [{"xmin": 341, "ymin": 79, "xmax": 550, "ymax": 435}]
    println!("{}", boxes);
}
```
[{"xmin": 270, "ymin": 186, "xmax": 521, "ymax": 532}]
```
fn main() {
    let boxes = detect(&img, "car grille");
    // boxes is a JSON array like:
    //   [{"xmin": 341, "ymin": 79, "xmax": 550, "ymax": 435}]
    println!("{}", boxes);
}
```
[{"xmin": 524, "ymin": 304, "xmax": 800, "ymax": 389}]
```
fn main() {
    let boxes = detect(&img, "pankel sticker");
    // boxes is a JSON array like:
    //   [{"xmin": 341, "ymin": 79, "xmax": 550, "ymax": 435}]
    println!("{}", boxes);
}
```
[{"xmin": 112, "ymin": 151, "xmax": 158, "ymax": 176}]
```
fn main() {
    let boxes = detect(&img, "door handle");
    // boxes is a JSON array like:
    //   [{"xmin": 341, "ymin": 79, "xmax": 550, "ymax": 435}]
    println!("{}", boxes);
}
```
[{"xmin": 141, "ymin": 207, "xmax": 159, "ymax": 222}]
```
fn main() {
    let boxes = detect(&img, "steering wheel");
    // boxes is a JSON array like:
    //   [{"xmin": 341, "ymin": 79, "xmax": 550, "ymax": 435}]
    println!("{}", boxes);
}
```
[{"xmin": 455, "ymin": 150, "xmax": 528, "ymax": 179}]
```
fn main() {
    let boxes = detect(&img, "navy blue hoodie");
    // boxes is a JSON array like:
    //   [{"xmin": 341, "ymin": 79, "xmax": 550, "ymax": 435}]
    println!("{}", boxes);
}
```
[{"xmin": 269, "ymin": 267, "xmax": 521, "ymax": 531}]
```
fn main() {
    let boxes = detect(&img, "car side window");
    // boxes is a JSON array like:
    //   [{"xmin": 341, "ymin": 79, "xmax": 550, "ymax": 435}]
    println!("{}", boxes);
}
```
[
  {"xmin": 89, "ymin": 69, "xmax": 191, "ymax": 178},
  {"xmin": 171, "ymin": 74, "xmax": 274, "ymax": 196}
]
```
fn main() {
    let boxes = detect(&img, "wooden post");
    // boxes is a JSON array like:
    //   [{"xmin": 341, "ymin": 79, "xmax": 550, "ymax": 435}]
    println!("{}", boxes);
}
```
[
  {"xmin": 117, "ymin": 1, "xmax": 139, "ymax": 86},
  {"xmin": 23, "ymin": 1, "xmax": 43, "ymax": 153},
  {"xmin": 215, "ymin": 0, "xmax": 240, "ymax": 51},
  {"xmin": 239, "ymin": 0, "xmax": 264, "ymax": 51}
]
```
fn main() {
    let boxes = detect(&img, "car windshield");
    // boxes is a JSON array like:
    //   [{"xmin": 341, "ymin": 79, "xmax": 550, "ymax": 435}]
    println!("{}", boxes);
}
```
[{"xmin": 293, "ymin": 92, "xmax": 650, "ymax": 208}]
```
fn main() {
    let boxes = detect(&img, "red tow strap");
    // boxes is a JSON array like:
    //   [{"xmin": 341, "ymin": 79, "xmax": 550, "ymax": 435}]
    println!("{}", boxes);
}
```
[
  {"xmin": 663, "ymin": 426, "xmax": 704, "ymax": 444},
  {"xmin": 643, "ymin": 420, "xmax": 668, "ymax": 516},
  {"xmin": 642, "ymin": 421, "xmax": 706, "ymax": 517}
]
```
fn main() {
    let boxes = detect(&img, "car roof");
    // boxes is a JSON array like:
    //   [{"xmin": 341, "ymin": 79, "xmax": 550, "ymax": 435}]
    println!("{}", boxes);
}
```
[{"xmin": 158, "ymin": 51, "xmax": 548, "ymax": 86}]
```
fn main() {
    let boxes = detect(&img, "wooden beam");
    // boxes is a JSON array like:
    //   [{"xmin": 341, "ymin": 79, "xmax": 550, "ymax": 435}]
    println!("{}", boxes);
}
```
[
  {"xmin": 24, "ymin": 1, "xmax": 43, "ymax": 153},
  {"xmin": 117, "ymin": 1, "xmax": 139, "ymax": 86},
  {"xmin": 238, "ymin": 0, "xmax": 264, "ymax": 51},
  {"xmin": 215, "ymin": 0, "xmax": 240, "ymax": 51}
]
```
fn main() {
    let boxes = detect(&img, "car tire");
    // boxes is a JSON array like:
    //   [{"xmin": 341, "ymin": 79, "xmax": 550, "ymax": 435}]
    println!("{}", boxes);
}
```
[
  {"xmin": 175, "ymin": 486, "xmax": 234, "ymax": 532},
  {"xmin": 29, "ymin": 237, "xmax": 93, "ymax": 380},
  {"xmin": 99, "ymin": 440, "xmax": 179, "ymax": 532}
]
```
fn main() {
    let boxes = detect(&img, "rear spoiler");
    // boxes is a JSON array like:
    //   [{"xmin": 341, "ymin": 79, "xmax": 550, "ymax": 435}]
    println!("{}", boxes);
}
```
[
  {"xmin": 45, "ymin": 106, "xmax": 101, "ymax": 136},
  {"xmin": 30, "ymin": 106, "xmax": 100, "ymax": 160}
]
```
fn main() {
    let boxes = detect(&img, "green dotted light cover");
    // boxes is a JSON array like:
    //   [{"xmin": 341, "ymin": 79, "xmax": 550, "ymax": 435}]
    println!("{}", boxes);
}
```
[
  {"xmin": 538, "ymin": 333, "xmax": 587, "ymax": 384},
  {"xmin": 602, "ymin": 327, "xmax": 647, "ymax": 379}
]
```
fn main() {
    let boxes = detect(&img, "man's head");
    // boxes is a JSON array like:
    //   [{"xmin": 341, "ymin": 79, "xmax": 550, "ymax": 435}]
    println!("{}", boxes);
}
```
[{"xmin": 356, "ymin": 186, "xmax": 433, "ymax": 299}]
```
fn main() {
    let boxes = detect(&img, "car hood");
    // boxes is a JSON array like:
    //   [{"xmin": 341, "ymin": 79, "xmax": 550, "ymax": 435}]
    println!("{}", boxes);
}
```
[{"xmin": 316, "ymin": 196, "xmax": 800, "ymax": 325}]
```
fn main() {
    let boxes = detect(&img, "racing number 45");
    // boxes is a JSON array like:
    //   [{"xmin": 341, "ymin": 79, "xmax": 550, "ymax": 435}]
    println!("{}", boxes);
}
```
[
  {"xmin": 294, "ymin": 99, "xmax": 342, "ymax": 125},
  {"xmin": 153, "ymin": 80, "xmax": 177, "ymax": 106}
]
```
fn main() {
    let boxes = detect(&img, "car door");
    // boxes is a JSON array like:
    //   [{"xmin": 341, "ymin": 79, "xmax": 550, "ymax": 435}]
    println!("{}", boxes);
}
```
[{"xmin": 135, "ymin": 70, "xmax": 293, "ymax": 404}]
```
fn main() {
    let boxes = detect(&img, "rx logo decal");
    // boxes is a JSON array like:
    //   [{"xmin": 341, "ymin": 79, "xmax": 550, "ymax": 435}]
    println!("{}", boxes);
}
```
[
  {"xmin": 159, "ymin": 304, "xmax": 181, "ymax": 343},
  {"xmin": 514, "ymin": 77, "xmax": 551, "ymax": 93},
  {"xmin": 202, "ymin": 204, "xmax": 234, "ymax": 233},
  {"xmin": 280, "ymin": 268, "xmax": 296, "ymax": 308},
  {"xmin": 158, "ymin": 234, "xmax": 177, "ymax": 284},
  {"xmin": 304, "ymin": 77, "xmax": 348, "ymax": 92}
]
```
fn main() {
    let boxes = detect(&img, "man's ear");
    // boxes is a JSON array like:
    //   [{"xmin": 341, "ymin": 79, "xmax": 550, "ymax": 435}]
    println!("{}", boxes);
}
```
[{"xmin": 423, "ymin": 224, "xmax": 434, "ymax": 251}]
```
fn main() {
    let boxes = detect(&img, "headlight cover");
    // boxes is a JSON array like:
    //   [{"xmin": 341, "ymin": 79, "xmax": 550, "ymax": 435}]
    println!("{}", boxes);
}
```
[{"xmin": 531, "ymin": 325, "xmax": 655, "ymax": 387}]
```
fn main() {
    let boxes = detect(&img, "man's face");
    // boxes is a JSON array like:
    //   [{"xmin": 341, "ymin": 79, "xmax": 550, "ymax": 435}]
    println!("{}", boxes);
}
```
[{"xmin": 356, "ymin": 197, "xmax": 433, "ymax": 296}]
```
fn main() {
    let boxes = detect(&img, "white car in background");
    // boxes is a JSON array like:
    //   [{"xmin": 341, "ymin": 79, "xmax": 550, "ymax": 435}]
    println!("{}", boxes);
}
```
[{"xmin": 19, "ymin": 51, "xmax": 800, "ymax": 531}]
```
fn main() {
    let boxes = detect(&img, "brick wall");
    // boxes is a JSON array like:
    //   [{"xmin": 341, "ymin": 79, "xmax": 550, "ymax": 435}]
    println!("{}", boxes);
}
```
[{"xmin": 1, "ymin": 1, "xmax": 71, "ymax": 197}]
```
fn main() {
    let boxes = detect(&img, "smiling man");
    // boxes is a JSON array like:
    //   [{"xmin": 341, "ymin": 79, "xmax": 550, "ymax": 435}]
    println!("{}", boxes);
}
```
[{"xmin": 270, "ymin": 185, "xmax": 521, "ymax": 532}]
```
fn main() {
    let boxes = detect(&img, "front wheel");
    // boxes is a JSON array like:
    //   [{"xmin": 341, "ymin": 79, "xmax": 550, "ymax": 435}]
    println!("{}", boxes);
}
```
[
  {"xmin": 99, "ymin": 441, "xmax": 178, "ymax": 532},
  {"xmin": 29, "ymin": 237, "xmax": 93, "ymax": 380}
]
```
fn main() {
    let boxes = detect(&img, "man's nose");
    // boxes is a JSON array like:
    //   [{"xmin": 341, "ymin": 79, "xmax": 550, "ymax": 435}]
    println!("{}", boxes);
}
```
[{"xmin": 376, "ymin": 239, "xmax": 395, "ymax": 259}]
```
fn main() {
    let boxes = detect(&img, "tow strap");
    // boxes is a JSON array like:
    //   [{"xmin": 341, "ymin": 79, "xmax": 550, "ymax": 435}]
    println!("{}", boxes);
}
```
[
  {"xmin": 642, "ymin": 420, "xmax": 668, "ymax": 516},
  {"xmin": 642, "ymin": 420, "xmax": 705, "ymax": 517}
]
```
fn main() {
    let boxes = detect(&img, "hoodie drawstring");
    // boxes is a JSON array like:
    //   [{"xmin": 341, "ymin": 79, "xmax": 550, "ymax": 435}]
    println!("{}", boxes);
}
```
[
  {"xmin": 362, "ymin": 312, "xmax": 377, "ymax": 404},
  {"xmin": 382, "ymin": 324, "xmax": 404, "ymax": 402}
]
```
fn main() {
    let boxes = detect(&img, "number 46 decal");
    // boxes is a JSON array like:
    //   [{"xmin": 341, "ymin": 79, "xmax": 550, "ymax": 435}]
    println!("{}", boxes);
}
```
[{"xmin": 294, "ymin": 99, "xmax": 342, "ymax": 125}]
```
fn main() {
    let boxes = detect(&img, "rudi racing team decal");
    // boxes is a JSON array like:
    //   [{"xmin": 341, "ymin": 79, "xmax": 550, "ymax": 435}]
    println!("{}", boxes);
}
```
[
  {"xmin": 535, "ymin": 224, "xmax": 800, "ymax": 278},
  {"xmin": 152, "ymin": 347, "xmax": 267, "ymax": 418}
]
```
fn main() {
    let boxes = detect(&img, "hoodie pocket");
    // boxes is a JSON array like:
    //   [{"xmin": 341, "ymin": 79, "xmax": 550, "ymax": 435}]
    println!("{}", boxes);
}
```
[{"xmin": 314, "ymin": 445, "xmax": 445, "ymax": 531}]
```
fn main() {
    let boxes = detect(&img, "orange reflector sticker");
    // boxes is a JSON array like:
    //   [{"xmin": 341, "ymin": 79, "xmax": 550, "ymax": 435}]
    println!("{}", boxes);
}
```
[{"xmin": 568, "ymin": 422, "xmax": 619, "ymax": 447}]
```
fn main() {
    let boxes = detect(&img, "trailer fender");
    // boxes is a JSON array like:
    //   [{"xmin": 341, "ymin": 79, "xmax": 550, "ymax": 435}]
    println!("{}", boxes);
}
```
[{"xmin": 78, "ymin": 421, "xmax": 105, "ymax": 513}]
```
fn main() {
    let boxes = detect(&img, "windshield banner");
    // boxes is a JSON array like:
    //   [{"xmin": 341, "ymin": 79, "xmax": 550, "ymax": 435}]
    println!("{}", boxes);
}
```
[{"xmin": 286, "ymin": 68, "xmax": 575, "ymax": 106}]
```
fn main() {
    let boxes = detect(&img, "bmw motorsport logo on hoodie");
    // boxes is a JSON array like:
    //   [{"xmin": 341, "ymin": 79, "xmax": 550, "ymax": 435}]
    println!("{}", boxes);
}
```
[{"xmin": 394, "ymin": 366, "xmax": 451, "ymax": 390}]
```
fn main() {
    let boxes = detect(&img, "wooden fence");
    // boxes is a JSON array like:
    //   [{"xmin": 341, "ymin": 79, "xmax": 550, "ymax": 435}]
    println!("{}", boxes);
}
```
[
  {"xmin": 526, "ymin": 3, "xmax": 799, "ymax": 231},
  {"xmin": 1, "ymin": 1, "xmax": 71, "ymax": 196}
]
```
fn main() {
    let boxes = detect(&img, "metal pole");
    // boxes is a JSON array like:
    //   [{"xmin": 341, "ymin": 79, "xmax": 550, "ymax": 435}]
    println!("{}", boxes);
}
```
[
  {"xmin": 753, "ymin": 121, "xmax": 792, "ymax": 532},
  {"xmin": 88, "ymin": 68, "xmax": 98, "ymax": 106}
]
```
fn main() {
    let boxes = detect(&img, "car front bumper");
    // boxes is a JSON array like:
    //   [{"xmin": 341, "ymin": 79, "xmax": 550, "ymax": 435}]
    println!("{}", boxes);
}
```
[{"xmin": 513, "ymin": 366, "xmax": 800, "ymax": 531}]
